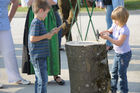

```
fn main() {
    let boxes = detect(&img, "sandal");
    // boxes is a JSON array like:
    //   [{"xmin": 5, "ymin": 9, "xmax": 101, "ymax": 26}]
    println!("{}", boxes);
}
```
[{"xmin": 54, "ymin": 76, "xmax": 65, "ymax": 85}]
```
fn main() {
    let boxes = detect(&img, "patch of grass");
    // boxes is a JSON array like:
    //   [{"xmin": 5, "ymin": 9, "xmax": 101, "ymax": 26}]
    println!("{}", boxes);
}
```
[
  {"xmin": 80, "ymin": 0, "xmax": 140, "ymax": 12},
  {"xmin": 80, "ymin": 7, "xmax": 105, "ymax": 12},
  {"xmin": 17, "ymin": 6, "xmax": 28, "ymax": 12},
  {"xmin": 125, "ymin": 0, "xmax": 140, "ymax": 10}
]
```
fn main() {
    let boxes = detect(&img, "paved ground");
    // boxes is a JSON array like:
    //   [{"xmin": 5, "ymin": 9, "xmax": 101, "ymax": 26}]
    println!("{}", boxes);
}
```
[{"xmin": 0, "ymin": 10, "xmax": 140, "ymax": 93}]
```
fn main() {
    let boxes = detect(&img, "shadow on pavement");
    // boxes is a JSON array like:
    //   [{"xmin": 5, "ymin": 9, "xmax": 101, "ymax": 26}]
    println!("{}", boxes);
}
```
[
  {"xmin": 0, "ymin": 91, "xmax": 9, "ymax": 93},
  {"xmin": 131, "ymin": 45, "xmax": 140, "ymax": 60},
  {"xmin": 109, "ymin": 64, "xmax": 140, "ymax": 71},
  {"xmin": 0, "ymin": 84, "xmax": 33, "ymax": 93}
]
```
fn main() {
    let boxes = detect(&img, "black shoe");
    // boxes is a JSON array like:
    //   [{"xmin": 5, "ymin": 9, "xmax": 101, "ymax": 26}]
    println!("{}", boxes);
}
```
[
  {"xmin": 54, "ymin": 76, "xmax": 65, "ymax": 85},
  {"xmin": 108, "ymin": 46, "xmax": 113, "ymax": 50},
  {"xmin": 59, "ymin": 48, "xmax": 65, "ymax": 51}
]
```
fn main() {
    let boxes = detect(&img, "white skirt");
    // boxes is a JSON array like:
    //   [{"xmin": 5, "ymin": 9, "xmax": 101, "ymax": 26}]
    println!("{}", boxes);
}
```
[{"xmin": 0, "ymin": 30, "xmax": 22, "ymax": 83}]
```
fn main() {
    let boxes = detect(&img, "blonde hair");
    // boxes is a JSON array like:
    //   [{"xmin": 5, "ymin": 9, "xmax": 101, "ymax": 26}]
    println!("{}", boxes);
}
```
[
  {"xmin": 32, "ymin": 0, "xmax": 51, "ymax": 14},
  {"xmin": 111, "ymin": 6, "xmax": 129, "ymax": 27}
]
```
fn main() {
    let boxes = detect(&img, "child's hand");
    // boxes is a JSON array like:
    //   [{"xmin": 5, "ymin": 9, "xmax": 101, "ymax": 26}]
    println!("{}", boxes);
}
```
[
  {"xmin": 100, "ymin": 30, "xmax": 110, "ymax": 40},
  {"xmin": 46, "ymin": 32, "xmax": 53, "ymax": 39},
  {"xmin": 100, "ymin": 30, "xmax": 110, "ymax": 36},
  {"xmin": 100, "ymin": 33, "xmax": 109, "ymax": 40},
  {"xmin": 51, "ymin": 27, "xmax": 59, "ymax": 34},
  {"xmin": 47, "ymin": 27, "xmax": 60, "ymax": 39}
]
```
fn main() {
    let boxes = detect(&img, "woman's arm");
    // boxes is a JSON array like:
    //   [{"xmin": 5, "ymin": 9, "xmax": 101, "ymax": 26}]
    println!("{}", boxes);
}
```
[{"xmin": 8, "ymin": 0, "xmax": 19, "ymax": 22}]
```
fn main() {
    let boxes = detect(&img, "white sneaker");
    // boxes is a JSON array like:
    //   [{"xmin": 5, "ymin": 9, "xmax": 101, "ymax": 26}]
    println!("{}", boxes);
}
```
[
  {"xmin": 0, "ymin": 83, "xmax": 3, "ymax": 88},
  {"xmin": 16, "ymin": 79, "xmax": 31, "ymax": 85}
]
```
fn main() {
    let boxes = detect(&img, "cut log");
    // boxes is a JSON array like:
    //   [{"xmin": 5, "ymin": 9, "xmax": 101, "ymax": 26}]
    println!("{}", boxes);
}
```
[{"xmin": 65, "ymin": 41, "xmax": 111, "ymax": 93}]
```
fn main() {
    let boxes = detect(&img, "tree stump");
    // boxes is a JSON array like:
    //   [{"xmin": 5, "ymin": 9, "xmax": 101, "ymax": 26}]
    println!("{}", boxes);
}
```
[{"xmin": 65, "ymin": 41, "xmax": 111, "ymax": 93}]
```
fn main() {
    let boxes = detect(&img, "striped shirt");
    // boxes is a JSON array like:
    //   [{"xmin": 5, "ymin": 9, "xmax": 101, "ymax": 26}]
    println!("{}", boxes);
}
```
[{"xmin": 28, "ymin": 18, "xmax": 50, "ymax": 58}]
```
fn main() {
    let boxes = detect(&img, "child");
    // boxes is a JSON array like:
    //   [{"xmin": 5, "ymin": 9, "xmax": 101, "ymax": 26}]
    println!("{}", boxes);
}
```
[
  {"xmin": 100, "ymin": 6, "xmax": 132, "ymax": 93},
  {"xmin": 28, "ymin": 0, "xmax": 59, "ymax": 93}
]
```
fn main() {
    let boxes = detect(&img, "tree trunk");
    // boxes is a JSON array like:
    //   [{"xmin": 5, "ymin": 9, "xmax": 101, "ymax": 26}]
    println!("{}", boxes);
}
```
[{"xmin": 65, "ymin": 41, "xmax": 111, "ymax": 93}]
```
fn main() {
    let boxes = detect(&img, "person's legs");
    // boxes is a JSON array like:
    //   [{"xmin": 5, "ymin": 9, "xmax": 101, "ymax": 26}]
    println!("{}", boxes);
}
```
[
  {"xmin": 106, "ymin": 5, "xmax": 113, "ymax": 29},
  {"xmin": 53, "ymin": 11, "xmax": 65, "ymax": 85},
  {"xmin": 39, "ymin": 58, "xmax": 48, "ymax": 93},
  {"xmin": 0, "ymin": 30, "xmax": 22, "ymax": 83},
  {"xmin": 112, "ymin": 0, "xmax": 124, "ymax": 9},
  {"xmin": 31, "ymin": 58, "xmax": 48, "ymax": 93},
  {"xmin": 99, "ymin": 0, "xmax": 104, "ymax": 9},
  {"xmin": 111, "ymin": 53, "xmax": 119, "ymax": 93},
  {"xmin": 105, "ymin": 5, "xmax": 113, "ymax": 49},
  {"xmin": 118, "ymin": 51, "xmax": 132, "ymax": 93}
]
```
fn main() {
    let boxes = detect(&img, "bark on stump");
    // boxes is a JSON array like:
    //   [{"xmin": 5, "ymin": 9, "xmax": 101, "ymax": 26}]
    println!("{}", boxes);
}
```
[{"xmin": 65, "ymin": 41, "xmax": 111, "ymax": 93}]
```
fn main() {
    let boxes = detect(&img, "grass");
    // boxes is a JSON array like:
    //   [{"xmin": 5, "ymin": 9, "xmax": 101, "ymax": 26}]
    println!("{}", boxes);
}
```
[
  {"xmin": 16, "ymin": 0, "xmax": 140, "ymax": 12},
  {"xmin": 17, "ymin": 7, "xmax": 28, "ymax": 12},
  {"xmin": 80, "ymin": 0, "xmax": 140, "ymax": 11},
  {"xmin": 124, "ymin": 0, "xmax": 140, "ymax": 10}
]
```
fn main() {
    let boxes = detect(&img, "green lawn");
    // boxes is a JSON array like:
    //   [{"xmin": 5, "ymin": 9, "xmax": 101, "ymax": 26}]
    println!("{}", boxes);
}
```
[
  {"xmin": 16, "ymin": 0, "xmax": 140, "ymax": 12},
  {"xmin": 125, "ymin": 0, "xmax": 140, "ymax": 10},
  {"xmin": 17, "ymin": 7, "xmax": 28, "ymax": 12}
]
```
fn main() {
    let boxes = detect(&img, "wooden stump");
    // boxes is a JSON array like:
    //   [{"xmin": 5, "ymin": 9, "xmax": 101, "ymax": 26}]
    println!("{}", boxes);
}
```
[{"xmin": 65, "ymin": 41, "xmax": 111, "ymax": 93}]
